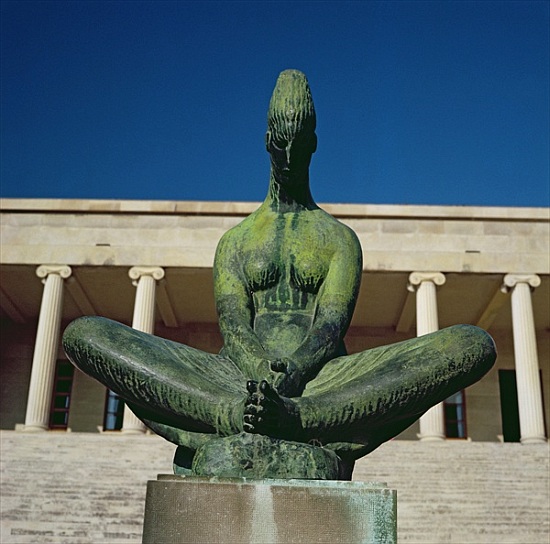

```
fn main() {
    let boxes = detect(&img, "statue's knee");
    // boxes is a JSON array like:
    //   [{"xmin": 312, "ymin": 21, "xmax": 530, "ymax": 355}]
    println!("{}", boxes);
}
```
[
  {"xmin": 446, "ymin": 324, "xmax": 497, "ymax": 372},
  {"xmin": 62, "ymin": 315, "xmax": 118, "ymax": 362},
  {"xmin": 454, "ymin": 323, "xmax": 495, "ymax": 350},
  {"xmin": 63, "ymin": 315, "xmax": 104, "ymax": 343}
]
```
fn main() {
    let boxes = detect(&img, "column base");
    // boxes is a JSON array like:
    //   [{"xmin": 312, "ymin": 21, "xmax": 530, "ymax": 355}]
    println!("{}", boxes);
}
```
[
  {"xmin": 142, "ymin": 475, "xmax": 397, "ymax": 544},
  {"xmin": 417, "ymin": 433, "xmax": 445, "ymax": 442},
  {"xmin": 19, "ymin": 424, "xmax": 48, "ymax": 432},
  {"xmin": 520, "ymin": 435, "xmax": 547, "ymax": 445},
  {"xmin": 120, "ymin": 427, "xmax": 146, "ymax": 435}
]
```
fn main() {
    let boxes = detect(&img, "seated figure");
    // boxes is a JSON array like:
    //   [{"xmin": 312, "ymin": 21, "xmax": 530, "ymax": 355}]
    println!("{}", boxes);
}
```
[{"xmin": 63, "ymin": 70, "xmax": 496, "ymax": 480}]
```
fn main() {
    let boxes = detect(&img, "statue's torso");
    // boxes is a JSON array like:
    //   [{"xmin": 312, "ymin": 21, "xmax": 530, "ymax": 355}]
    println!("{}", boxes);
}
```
[{"xmin": 230, "ymin": 207, "xmax": 347, "ymax": 357}]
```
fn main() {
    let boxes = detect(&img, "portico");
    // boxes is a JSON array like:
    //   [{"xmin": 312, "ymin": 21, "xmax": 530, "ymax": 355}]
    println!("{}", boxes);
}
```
[{"xmin": 1, "ymin": 198, "xmax": 548, "ymax": 443}]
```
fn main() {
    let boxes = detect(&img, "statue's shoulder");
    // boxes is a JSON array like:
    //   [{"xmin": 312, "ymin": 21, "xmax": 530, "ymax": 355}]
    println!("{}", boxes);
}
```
[
  {"xmin": 314, "ymin": 207, "xmax": 361, "ymax": 249},
  {"xmin": 215, "ymin": 207, "xmax": 262, "ymax": 256}
]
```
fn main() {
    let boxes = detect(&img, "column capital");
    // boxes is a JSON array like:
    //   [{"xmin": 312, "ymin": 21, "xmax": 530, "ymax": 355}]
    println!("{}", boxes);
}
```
[
  {"xmin": 407, "ymin": 271, "xmax": 446, "ymax": 292},
  {"xmin": 502, "ymin": 274, "xmax": 541, "ymax": 292},
  {"xmin": 36, "ymin": 265, "xmax": 72, "ymax": 282},
  {"xmin": 128, "ymin": 266, "xmax": 165, "ymax": 285}
]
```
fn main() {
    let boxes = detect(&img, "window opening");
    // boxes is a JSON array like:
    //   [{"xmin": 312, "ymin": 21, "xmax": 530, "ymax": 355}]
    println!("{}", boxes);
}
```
[
  {"xmin": 103, "ymin": 389, "xmax": 125, "ymax": 431},
  {"xmin": 444, "ymin": 390, "xmax": 467, "ymax": 438},
  {"xmin": 49, "ymin": 360, "xmax": 74, "ymax": 429}
]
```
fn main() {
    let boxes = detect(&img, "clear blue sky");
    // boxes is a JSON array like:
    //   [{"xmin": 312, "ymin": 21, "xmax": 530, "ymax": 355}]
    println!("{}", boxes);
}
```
[{"xmin": 1, "ymin": 0, "xmax": 548, "ymax": 207}]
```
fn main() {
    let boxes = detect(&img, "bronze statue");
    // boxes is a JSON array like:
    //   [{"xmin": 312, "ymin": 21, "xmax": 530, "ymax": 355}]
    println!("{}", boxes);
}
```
[{"xmin": 63, "ymin": 70, "xmax": 496, "ymax": 480}]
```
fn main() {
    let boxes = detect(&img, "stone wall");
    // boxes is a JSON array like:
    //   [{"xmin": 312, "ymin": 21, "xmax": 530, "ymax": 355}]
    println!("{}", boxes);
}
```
[{"xmin": 0, "ymin": 322, "xmax": 34, "ymax": 429}]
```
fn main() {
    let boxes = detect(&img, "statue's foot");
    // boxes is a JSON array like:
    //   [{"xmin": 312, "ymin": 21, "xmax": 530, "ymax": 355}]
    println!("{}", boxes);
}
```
[{"xmin": 243, "ymin": 380, "xmax": 299, "ymax": 440}]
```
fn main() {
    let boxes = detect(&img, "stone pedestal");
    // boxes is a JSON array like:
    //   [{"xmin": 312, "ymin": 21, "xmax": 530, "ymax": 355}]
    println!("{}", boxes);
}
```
[{"xmin": 142, "ymin": 475, "xmax": 396, "ymax": 544}]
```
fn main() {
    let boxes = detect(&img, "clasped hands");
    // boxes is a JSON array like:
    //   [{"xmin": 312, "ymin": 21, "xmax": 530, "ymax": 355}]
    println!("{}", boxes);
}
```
[{"xmin": 267, "ymin": 357, "xmax": 304, "ymax": 397}]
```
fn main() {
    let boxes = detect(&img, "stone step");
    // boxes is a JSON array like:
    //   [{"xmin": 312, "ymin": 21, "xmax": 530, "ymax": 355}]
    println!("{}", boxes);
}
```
[
  {"xmin": 352, "ymin": 440, "xmax": 549, "ymax": 543},
  {"xmin": 1, "ymin": 431, "xmax": 548, "ymax": 543}
]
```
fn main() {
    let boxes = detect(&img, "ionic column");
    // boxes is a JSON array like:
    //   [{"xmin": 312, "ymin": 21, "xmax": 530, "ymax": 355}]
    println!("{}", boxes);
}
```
[
  {"xmin": 121, "ymin": 266, "xmax": 165, "ymax": 433},
  {"xmin": 408, "ymin": 272, "xmax": 447, "ymax": 441},
  {"xmin": 503, "ymin": 274, "xmax": 546, "ymax": 444},
  {"xmin": 23, "ymin": 265, "xmax": 72, "ymax": 431}
]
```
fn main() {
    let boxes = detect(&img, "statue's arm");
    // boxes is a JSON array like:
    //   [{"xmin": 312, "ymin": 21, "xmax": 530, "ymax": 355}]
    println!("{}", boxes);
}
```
[
  {"xmin": 281, "ymin": 226, "xmax": 362, "ymax": 393},
  {"xmin": 213, "ymin": 232, "xmax": 271, "ymax": 380}
]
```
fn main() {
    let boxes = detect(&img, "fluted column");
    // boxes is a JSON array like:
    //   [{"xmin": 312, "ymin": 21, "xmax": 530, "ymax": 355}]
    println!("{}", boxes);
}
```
[
  {"xmin": 23, "ymin": 265, "xmax": 72, "ymax": 431},
  {"xmin": 121, "ymin": 266, "xmax": 165, "ymax": 433},
  {"xmin": 503, "ymin": 274, "xmax": 546, "ymax": 444},
  {"xmin": 408, "ymin": 272, "xmax": 447, "ymax": 441}
]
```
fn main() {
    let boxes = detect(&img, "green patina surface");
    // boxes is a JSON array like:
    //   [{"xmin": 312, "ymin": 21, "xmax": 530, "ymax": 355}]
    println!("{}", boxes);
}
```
[
  {"xmin": 190, "ymin": 433, "xmax": 343, "ymax": 480},
  {"xmin": 63, "ymin": 70, "xmax": 497, "ymax": 480}
]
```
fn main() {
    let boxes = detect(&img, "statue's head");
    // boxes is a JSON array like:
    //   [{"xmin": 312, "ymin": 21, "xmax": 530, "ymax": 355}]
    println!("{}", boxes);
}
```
[{"xmin": 266, "ymin": 70, "xmax": 317, "ymax": 181}]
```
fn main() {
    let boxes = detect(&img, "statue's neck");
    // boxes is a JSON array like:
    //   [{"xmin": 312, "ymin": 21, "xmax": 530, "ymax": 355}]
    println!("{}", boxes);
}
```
[{"xmin": 266, "ymin": 171, "xmax": 316, "ymax": 213}]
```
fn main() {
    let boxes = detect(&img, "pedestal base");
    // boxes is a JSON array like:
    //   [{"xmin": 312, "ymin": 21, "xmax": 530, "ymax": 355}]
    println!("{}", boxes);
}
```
[{"xmin": 142, "ymin": 475, "xmax": 397, "ymax": 544}]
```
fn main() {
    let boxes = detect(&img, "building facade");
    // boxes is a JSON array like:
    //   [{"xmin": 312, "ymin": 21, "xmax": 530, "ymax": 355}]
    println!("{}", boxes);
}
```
[{"xmin": 0, "ymin": 198, "xmax": 548, "ymax": 444}]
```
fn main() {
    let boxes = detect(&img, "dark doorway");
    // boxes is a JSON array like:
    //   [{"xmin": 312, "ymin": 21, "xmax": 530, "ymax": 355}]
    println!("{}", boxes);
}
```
[
  {"xmin": 499, "ymin": 369, "xmax": 548, "ymax": 442},
  {"xmin": 499, "ymin": 370, "xmax": 521, "ymax": 442}
]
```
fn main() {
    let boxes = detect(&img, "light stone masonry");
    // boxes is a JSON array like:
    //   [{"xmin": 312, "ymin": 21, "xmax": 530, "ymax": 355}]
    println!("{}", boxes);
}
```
[
  {"xmin": 408, "ymin": 272, "xmax": 446, "ymax": 441},
  {"xmin": 1, "ymin": 431, "xmax": 548, "ymax": 544},
  {"xmin": 121, "ymin": 267, "xmax": 165, "ymax": 433},
  {"xmin": 23, "ymin": 265, "xmax": 71, "ymax": 431},
  {"xmin": 1, "ymin": 200, "xmax": 548, "ymax": 274},
  {"xmin": 503, "ymin": 274, "xmax": 547, "ymax": 444}
]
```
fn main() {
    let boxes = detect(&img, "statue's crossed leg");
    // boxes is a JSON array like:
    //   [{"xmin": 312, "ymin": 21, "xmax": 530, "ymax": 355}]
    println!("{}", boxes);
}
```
[{"xmin": 64, "ymin": 316, "xmax": 495, "ymax": 478}]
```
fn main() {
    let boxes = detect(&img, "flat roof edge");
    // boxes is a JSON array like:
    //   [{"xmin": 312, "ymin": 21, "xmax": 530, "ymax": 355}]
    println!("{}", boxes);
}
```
[{"xmin": 1, "ymin": 198, "xmax": 549, "ymax": 221}]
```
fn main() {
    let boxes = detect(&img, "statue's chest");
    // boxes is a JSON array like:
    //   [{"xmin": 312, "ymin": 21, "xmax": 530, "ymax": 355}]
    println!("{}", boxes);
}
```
[{"xmin": 241, "ymin": 217, "xmax": 332, "ymax": 294}]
